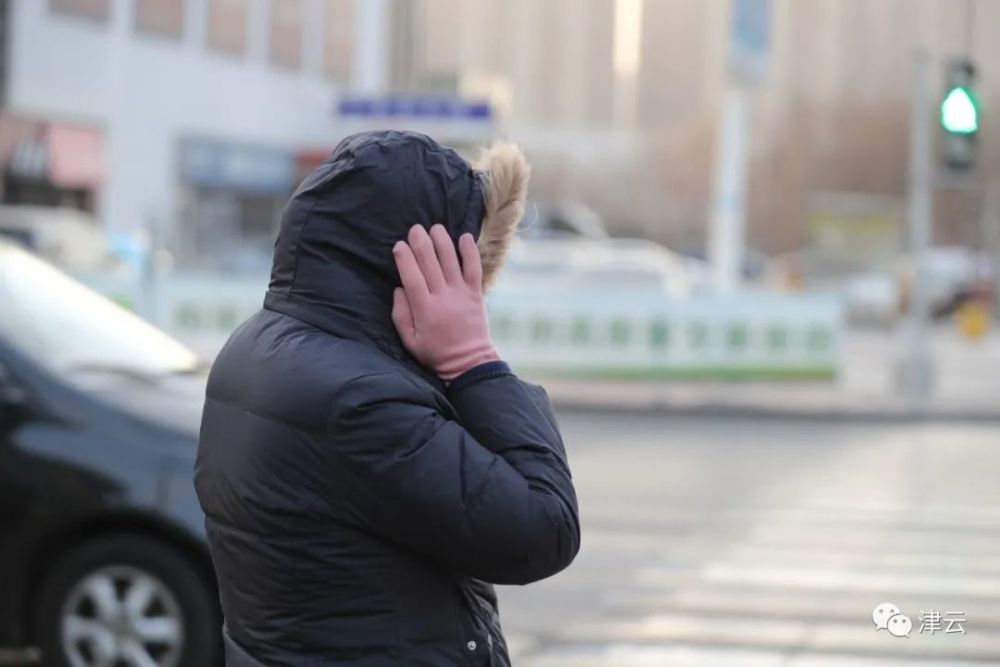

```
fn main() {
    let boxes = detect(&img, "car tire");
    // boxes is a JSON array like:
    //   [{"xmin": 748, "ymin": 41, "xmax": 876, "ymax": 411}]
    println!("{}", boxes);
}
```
[{"xmin": 34, "ymin": 535, "xmax": 221, "ymax": 667}]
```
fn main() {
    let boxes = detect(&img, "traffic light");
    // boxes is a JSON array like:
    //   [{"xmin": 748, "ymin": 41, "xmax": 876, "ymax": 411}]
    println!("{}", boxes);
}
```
[{"xmin": 940, "ymin": 58, "xmax": 980, "ymax": 171}]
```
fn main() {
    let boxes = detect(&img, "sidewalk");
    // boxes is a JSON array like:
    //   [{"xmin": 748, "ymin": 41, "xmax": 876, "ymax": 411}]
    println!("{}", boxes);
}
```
[{"xmin": 539, "ymin": 328, "xmax": 1000, "ymax": 421}]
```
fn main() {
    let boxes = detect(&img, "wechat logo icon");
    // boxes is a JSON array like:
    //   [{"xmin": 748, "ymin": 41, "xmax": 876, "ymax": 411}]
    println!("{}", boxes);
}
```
[{"xmin": 873, "ymin": 602, "xmax": 912, "ymax": 638}]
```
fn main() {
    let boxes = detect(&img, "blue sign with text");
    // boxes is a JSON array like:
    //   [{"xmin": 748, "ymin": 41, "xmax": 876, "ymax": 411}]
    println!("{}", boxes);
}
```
[
  {"xmin": 337, "ymin": 95, "xmax": 492, "ymax": 121},
  {"xmin": 729, "ymin": 0, "xmax": 771, "ymax": 84}
]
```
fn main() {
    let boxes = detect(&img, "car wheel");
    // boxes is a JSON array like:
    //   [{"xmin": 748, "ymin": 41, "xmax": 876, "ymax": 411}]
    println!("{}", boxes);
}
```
[{"xmin": 34, "ymin": 535, "xmax": 221, "ymax": 667}]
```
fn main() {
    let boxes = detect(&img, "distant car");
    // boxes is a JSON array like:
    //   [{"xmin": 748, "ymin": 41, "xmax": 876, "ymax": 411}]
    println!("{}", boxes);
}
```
[
  {"xmin": 508, "ymin": 202, "xmax": 693, "ymax": 295},
  {"xmin": 517, "ymin": 200, "xmax": 610, "ymax": 241},
  {"xmin": 842, "ymin": 271, "xmax": 900, "ymax": 328},
  {"xmin": 0, "ymin": 205, "xmax": 122, "ymax": 274},
  {"xmin": 678, "ymin": 246, "xmax": 769, "ymax": 282},
  {"xmin": 896, "ymin": 246, "xmax": 995, "ymax": 318},
  {"xmin": 0, "ymin": 240, "xmax": 220, "ymax": 666},
  {"xmin": 500, "ymin": 237, "xmax": 692, "ymax": 296}
]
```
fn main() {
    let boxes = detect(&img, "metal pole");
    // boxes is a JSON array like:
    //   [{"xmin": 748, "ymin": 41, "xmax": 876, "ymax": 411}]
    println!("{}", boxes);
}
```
[
  {"xmin": 354, "ymin": 0, "xmax": 389, "ymax": 93},
  {"xmin": 141, "ymin": 213, "xmax": 162, "ymax": 326},
  {"xmin": 982, "ymin": 182, "xmax": 1000, "ymax": 312},
  {"xmin": 965, "ymin": 0, "xmax": 975, "ymax": 54},
  {"xmin": 901, "ymin": 51, "xmax": 935, "ymax": 406},
  {"xmin": 708, "ymin": 84, "xmax": 749, "ymax": 293}
]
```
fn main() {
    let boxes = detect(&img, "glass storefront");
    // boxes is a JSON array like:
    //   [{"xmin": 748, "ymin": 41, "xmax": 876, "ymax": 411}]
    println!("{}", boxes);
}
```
[{"xmin": 177, "ymin": 136, "xmax": 294, "ymax": 271}]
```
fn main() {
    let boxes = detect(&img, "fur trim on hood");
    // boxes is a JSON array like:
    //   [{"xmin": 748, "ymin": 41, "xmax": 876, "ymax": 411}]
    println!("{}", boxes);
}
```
[{"xmin": 472, "ymin": 141, "xmax": 530, "ymax": 289}]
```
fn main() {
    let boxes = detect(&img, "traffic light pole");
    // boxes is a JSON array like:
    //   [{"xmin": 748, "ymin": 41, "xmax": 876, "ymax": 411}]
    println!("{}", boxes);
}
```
[{"xmin": 901, "ymin": 51, "xmax": 935, "ymax": 407}]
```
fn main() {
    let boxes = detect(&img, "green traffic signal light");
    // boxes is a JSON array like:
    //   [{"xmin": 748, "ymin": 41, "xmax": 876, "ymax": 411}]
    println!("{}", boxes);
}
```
[{"xmin": 941, "ymin": 86, "xmax": 979, "ymax": 134}]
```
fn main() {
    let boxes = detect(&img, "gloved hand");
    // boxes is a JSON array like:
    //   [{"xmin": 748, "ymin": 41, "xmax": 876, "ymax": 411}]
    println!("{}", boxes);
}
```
[{"xmin": 392, "ymin": 224, "xmax": 501, "ymax": 382}]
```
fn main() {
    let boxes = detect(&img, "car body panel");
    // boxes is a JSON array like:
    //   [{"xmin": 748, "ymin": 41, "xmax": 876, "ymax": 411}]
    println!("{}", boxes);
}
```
[{"xmin": 0, "ymin": 324, "xmax": 206, "ymax": 647}]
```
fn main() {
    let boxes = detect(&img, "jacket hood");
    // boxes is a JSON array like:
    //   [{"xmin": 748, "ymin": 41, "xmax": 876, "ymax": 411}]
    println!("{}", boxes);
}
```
[{"xmin": 263, "ymin": 130, "xmax": 528, "ymax": 368}]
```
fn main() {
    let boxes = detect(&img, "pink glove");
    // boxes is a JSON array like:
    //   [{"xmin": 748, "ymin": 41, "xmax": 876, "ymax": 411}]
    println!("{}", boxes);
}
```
[{"xmin": 392, "ymin": 224, "xmax": 501, "ymax": 382}]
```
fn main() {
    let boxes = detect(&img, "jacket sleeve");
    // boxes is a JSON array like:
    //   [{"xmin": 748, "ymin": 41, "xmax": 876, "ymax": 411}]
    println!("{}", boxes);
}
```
[{"xmin": 327, "ymin": 370, "xmax": 580, "ymax": 585}]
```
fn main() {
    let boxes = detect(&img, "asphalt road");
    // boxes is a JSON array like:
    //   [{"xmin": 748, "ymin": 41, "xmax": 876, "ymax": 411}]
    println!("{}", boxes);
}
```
[{"xmin": 500, "ymin": 412, "xmax": 1000, "ymax": 666}]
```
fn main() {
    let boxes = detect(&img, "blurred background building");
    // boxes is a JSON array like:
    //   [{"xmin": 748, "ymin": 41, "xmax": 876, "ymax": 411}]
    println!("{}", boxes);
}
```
[
  {"xmin": 2, "ymin": 0, "xmax": 999, "ymax": 269},
  {"xmin": 387, "ymin": 0, "xmax": 1000, "ymax": 253},
  {"xmin": 0, "ymin": 0, "xmax": 376, "ymax": 269}
]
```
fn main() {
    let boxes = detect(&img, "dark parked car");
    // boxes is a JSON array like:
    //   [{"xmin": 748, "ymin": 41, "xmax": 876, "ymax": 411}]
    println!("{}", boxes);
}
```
[{"xmin": 0, "ymin": 240, "xmax": 220, "ymax": 666}]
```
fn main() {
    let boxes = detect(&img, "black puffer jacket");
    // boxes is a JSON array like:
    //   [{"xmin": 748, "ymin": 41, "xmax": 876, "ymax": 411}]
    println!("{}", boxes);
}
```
[{"xmin": 194, "ymin": 131, "xmax": 580, "ymax": 666}]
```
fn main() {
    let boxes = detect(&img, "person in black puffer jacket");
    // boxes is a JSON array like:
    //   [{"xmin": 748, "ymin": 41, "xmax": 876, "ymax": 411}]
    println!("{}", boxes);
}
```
[{"xmin": 194, "ymin": 130, "xmax": 580, "ymax": 667}]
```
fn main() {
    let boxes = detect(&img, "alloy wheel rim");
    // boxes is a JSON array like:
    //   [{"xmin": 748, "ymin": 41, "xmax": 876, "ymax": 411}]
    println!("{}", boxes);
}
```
[{"xmin": 60, "ymin": 565, "xmax": 184, "ymax": 667}]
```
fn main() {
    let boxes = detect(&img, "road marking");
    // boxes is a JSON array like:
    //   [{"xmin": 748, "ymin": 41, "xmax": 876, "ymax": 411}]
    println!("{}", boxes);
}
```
[
  {"xmin": 604, "ymin": 587, "xmax": 1000, "ymax": 629},
  {"xmin": 551, "ymin": 612, "xmax": 1000, "ymax": 660},
  {"xmin": 522, "ymin": 642, "xmax": 999, "ymax": 667},
  {"xmin": 688, "ymin": 564, "xmax": 1000, "ymax": 598}
]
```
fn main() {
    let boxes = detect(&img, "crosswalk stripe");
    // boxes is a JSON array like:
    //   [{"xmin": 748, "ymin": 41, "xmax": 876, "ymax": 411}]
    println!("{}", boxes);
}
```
[
  {"xmin": 506, "ymin": 493, "xmax": 1000, "ymax": 664},
  {"xmin": 583, "ymin": 526, "xmax": 1000, "ymax": 559},
  {"xmin": 582, "ymin": 501, "xmax": 1000, "ymax": 528},
  {"xmin": 583, "ymin": 530, "xmax": 1000, "ymax": 571},
  {"xmin": 689, "ymin": 563, "xmax": 1000, "ymax": 598},
  {"xmin": 603, "ymin": 587, "xmax": 1000, "ymax": 629},
  {"xmin": 520, "ymin": 642, "xmax": 998, "ymax": 667},
  {"xmin": 549, "ymin": 612, "xmax": 1000, "ymax": 661}
]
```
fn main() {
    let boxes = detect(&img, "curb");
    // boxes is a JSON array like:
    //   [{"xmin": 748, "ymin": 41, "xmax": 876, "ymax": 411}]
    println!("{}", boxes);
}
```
[{"xmin": 547, "ymin": 397, "xmax": 1000, "ymax": 423}]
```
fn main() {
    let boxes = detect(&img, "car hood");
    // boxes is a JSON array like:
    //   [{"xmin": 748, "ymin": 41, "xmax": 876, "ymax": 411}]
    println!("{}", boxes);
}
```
[{"xmin": 77, "ymin": 370, "xmax": 206, "ymax": 440}]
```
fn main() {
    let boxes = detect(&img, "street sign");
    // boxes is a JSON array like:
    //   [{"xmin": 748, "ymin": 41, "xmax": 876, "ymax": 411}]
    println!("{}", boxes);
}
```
[
  {"xmin": 336, "ymin": 95, "xmax": 492, "ymax": 122},
  {"xmin": 728, "ymin": 0, "xmax": 771, "ymax": 84}
]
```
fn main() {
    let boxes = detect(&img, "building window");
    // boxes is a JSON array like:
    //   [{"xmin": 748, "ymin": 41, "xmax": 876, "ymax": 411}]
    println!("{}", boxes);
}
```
[
  {"xmin": 323, "ymin": 0, "xmax": 354, "ymax": 83},
  {"xmin": 49, "ymin": 0, "xmax": 109, "ymax": 22},
  {"xmin": 135, "ymin": 0, "xmax": 184, "ymax": 39},
  {"xmin": 322, "ymin": 0, "xmax": 353, "ymax": 82},
  {"xmin": 207, "ymin": 0, "xmax": 248, "ymax": 56},
  {"xmin": 270, "ymin": 0, "xmax": 303, "ymax": 70}
]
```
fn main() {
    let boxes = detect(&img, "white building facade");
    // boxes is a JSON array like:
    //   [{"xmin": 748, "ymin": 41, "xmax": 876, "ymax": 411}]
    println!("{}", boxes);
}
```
[{"xmin": 2, "ymin": 0, "xmax": 392, "ymax": 267}]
